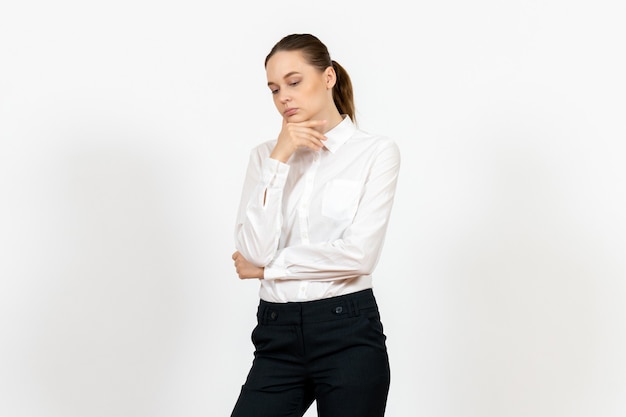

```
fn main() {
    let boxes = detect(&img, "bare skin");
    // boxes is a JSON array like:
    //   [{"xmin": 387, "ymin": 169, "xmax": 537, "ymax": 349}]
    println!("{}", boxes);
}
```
[
  {"xmin": 232, "ymin": 251, "xmax": 263, "ymax": 279},
  {"xmin": 267, "ymin": 50, "xmax": 344, "ymax": 163},
  {"xmin": 232, "ymin": 50, "xmax": 345, "ymax": 280},
  {"xmin": 270, "ymin": 118, "xmax": 328, "ymax": 163}
]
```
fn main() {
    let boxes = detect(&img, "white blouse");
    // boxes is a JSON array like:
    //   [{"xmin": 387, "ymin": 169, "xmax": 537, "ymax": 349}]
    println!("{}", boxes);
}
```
[{"xmin": 234, "ymin": 116, "xmax": 400, "ymax": 302}]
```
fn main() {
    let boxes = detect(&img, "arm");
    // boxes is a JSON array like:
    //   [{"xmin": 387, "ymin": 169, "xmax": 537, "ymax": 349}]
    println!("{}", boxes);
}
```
[
  {"xmin": 234, "ymin": 120, "xmax": 329, "ymax": 266},
  {"xmin": 264, "ymin": 140, "xmax": 401, "ymax": 281},
  {"xmin": 234, "ymin": 148, "xmax": 288, "ymax": 266}
]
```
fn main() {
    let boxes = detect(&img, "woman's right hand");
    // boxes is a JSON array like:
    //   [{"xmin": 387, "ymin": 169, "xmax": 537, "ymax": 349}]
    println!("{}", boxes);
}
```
[{"xmin": 270, "ymin": 119, "xmax": 328, "ymax": 163}]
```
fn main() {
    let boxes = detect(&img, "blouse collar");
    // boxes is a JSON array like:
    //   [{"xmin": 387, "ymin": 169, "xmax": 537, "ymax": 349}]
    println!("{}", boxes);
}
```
[{"xmin": 323, "ymin": 115, "xmax": 356, "ymax": 154}]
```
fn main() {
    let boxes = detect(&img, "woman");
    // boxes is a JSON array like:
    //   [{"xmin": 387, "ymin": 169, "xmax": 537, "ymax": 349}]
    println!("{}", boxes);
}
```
[{"xmin": 230, "ymin": 33, "xmax": 400, "ymax": 417}]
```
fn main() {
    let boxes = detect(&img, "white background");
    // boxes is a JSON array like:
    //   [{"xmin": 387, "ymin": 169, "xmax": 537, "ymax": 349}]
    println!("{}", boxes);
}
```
[{"xmin": 1, "ymin": 1, "xmax": 625, "ymax": 416}]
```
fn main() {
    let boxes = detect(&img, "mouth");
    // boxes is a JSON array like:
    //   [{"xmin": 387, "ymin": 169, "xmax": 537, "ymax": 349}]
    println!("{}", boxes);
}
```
[{"xmin": 284, "ymin": 108, "xmax": 298, "ymax": 117}]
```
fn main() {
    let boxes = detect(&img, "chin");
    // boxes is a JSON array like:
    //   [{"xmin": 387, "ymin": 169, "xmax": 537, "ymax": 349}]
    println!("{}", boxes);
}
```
[{"xmin": 287, "ymin": 114, "xmax": 308, "ymax": 123}]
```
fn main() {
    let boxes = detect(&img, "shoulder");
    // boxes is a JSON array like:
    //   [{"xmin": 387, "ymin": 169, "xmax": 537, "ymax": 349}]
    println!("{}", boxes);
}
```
[
  {"xmin": 247, "ymin": 139, "xmax": 277, "ymax": 162},
  {"xmin": 352, "ymin": 128, "xmax": 400, "ymax": 158},
  {"xmin": 252, "ymin": 139, "xmax": 276, "ymax": 154}
]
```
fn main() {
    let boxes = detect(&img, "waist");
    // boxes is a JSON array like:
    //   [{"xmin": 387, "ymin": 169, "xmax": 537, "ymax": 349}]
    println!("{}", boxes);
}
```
[
  {"xmin": 257, "ymin": 288, "xmax": 379, "ymax": 325},
  {"xmin": 259, "ymin": 275, "xmax": 372, "ymax": 303}
]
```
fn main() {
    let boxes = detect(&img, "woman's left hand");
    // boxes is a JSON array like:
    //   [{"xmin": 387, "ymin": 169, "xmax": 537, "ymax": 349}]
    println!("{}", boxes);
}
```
[{"xmin": 232, "ymin": 251, "xmax": 264, "ymax": 280}]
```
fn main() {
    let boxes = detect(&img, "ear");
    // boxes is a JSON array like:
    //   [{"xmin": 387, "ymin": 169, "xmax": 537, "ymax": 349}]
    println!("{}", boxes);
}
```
[{"xmin": 324, "ymin": 66, "xmax": 337, "ymax": 90}]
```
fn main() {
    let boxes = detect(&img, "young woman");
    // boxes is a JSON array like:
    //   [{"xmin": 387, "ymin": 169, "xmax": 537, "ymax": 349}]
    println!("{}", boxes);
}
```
[{"xmin": 230, "ymin": 33, "xmax": 400, "ymax": 417}]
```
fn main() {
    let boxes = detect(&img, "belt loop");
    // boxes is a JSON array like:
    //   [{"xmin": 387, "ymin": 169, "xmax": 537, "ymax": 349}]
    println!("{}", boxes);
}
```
[
  {"xmin": 260, "ymin": 305, "xmax": 268, "ymax": 325},
  {"xmin": 349, "ymin": 299, "xmax": 359, "ymax": 317}
]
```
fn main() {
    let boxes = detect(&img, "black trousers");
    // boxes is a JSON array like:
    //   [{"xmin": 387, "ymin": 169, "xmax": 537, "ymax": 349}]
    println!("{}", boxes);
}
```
[{"xmin": 231, "ymin": 289, "xmax": 390, "ymax": 417}]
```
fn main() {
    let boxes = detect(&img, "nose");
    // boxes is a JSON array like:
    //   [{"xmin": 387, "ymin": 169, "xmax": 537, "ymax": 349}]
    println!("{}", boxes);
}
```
[{"xmin": 277, "ymin": 91, "xmax": 291, "ymax": 105}]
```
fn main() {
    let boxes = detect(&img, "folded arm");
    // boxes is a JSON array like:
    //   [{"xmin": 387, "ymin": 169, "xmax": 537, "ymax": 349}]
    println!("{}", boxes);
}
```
[{"xmin": 263, "ymin": 140, "xmax": 400, "ymax": 281}]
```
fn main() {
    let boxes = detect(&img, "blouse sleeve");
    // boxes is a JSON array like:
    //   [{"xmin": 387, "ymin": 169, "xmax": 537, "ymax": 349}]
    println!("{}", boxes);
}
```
[
  {"xmin": 234, "ymin": 146, "xmax": 290, "ymax": 267},
  {"xmin": 263, "ymin": 139, "xmax": 400, "ymax": 281}
]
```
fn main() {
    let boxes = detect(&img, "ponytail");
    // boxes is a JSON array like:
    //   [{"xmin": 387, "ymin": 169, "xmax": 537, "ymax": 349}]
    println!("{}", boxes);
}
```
[{"xmin": 331, "ymin": 60, "xmax": 355, "ymax": 123}]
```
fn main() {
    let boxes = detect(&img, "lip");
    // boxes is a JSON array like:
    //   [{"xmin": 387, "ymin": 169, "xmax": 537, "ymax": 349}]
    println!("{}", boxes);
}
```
[{"xmin": 284, "ymin": 108, "xmax": 298, "ymax": 117}]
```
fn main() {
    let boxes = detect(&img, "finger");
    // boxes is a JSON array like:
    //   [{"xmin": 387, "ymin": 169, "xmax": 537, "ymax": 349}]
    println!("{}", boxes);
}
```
[
  {"xmin": 289, "ymin": 126, "xmax": 327, "ymax": 142},
  {"xmin": 299, "ymin": 119, "xmax": 327, "ymax": 128},
  {"xmin": 300, "ymin": 121, "xmax": 328, "ymax": 136},
  {"xmin": 287, "ymin": 119, "xmax": 327, "ymax": 132},
  {"xmin": 308, "ymin": 130, "xmax": 328, "ymax": 142},
  {"xmin": 304, "ymin": 133, "xmax": 327, "ymax": 149},
  {"xmin": 302, "ymin": 139, "xmax": 324, "ymax": 151},
  {"xmin": 231, "ymin": 251, "xmax": 239, "ymax": 260}
]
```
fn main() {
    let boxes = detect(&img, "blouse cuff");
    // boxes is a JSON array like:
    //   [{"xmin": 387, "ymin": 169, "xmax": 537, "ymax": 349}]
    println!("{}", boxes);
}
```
[
  {"xmin": 262, "ymin": 157, "xmax": 290, "ymax": 188},
  {"xmin": 263, "ymin": 252, "xmax": 287, "ymax": 280}
]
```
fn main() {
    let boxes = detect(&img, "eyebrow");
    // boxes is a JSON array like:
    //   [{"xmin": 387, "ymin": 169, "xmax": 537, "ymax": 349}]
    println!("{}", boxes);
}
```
[{"xmin": 267, "ymin": 71, "xmax": 302, "ymax": 86}]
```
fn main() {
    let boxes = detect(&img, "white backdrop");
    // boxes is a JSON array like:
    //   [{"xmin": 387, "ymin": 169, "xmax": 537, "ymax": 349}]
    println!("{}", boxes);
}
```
[{"xmin": 1, "ymin": 1, "xmax": 625, "ymax": 416}]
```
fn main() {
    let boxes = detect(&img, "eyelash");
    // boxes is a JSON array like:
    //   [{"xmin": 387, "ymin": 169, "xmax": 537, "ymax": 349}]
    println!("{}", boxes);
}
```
[{"xmin": 271, "ymin": 81, "xmax": 300, "ymax": 95}]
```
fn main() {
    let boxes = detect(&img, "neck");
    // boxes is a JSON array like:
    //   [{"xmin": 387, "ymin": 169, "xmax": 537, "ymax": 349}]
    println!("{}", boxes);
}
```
[{"xmin": 317, "ymin": 108, "xmax": 344, "ymax": 133}]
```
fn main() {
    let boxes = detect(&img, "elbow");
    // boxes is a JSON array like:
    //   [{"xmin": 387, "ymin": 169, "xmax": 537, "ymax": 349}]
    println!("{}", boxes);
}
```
[{"xmin": 356, "ymin": 253, "xmax": 378, "ymax": 276}]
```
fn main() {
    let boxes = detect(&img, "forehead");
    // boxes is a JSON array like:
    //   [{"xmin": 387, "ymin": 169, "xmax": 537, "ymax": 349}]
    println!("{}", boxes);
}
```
[{"xmin": 266, "ymin": 50, "xmax": 315, "ymax": 82}]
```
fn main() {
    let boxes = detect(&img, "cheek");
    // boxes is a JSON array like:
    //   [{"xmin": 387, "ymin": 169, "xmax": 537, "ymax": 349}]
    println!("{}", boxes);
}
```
[{"xmin": 309, "ymin": 90, "xmax": 328, "ymax": 109}]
